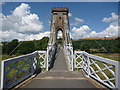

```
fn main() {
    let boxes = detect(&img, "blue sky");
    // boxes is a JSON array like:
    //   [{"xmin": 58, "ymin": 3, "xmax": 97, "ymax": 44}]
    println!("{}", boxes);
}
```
[{"xmin": 1, "ymin": 2, "xmax": 119, "ymax": 41}]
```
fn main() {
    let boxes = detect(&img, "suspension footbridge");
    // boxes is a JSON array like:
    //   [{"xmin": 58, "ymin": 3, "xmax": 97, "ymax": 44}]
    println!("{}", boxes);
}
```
[{"xmin": 1, "ymin": 7, "xmax": 120, "ymax": 89}]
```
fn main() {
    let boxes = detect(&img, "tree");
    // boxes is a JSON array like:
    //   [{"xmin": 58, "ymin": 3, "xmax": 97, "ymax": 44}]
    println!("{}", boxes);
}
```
[
  {"xmin": 18, "ymin": 41, "xmax": 35, "ymax": 54},
  {"xmin": 80, "ymin": 42, "xmax": 90, "ymax": 52},
  {"xmin": 72, "ymin": 39, "xmax": 119, "ymax": 53},
  {"xmin": 35, "ymin": 37, "xmax": 49, "ymax": 50},
  {"xmin": 2, "ymin": 39, "xmax": 19, "ymax": 55}
]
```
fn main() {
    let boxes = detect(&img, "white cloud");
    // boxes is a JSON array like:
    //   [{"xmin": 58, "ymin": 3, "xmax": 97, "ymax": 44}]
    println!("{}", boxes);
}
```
[
  {"xmin": 71, "ymin": 17, "xmax": 84, "ymax": 26},
  {"xmin": 57, "ymin": 30, "xmax": 62, "ymax": 39},
  {"xmin": 13, "ymin": 3, "xmax": 30, "ymax": 17},
  {"xmin": 102, "ymin": 13, "xmax": 118, "ymax": 23},
  {"xmin": 71, "ymin": 25, "xmax": 118, "ymax": 39},
  {"xmin": 71, "ymin": 13, "xmax": 118, "ymax": 39},
  {"xmin": 75, "ymin": 18, "xmax": 84, "ymax": 23},
  {"xmin": 25, "ymin": 31, "xmax": 50, "ymax": 41},
  {"xmin": 0, "ymin": 30, "xmax": 50, "ymax": 42},
  {"xmin": 1, "ymin": 3, "xmax": 46, "ymax": 42},
  {"xmin": 2, "ymin": 3, "xmax": 43, "ymax": 34},
  {"xmin": 99, "ymin": 25, "xmax": 118, "ymax": 37},
  {"xmin": 48, "ymin": 20, "xmax": 51, "ymax": 25},
  {"xmin": 72, "ymin": 25, "xmax": 91, "ymax": 39},
  {"xmin": 68, "ymin": 12, "xmax": 72, "ymax": 17}
]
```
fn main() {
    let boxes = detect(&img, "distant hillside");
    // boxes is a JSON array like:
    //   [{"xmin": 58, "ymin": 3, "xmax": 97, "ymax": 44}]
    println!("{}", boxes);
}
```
[
  {"xmin": 72, "ymin": 38, "xmax": 120, "ymax": 53},
  {"xmin": 73, "ymin": 37, "xmax": 119, "ymax": 41}
]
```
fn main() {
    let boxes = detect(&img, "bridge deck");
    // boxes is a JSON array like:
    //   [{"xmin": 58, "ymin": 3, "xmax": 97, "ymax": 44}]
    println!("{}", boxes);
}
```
[
  {"xmin": 51, "ymin": 48, "xmax": 68, "ymax": 71},
  {"xmin": 22, "ymin": 48, "xmax": 97, "ymax": 88}
]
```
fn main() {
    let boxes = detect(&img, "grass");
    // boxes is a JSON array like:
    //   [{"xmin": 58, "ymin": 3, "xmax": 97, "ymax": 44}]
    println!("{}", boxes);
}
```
[
  {"xmin": 1, "ymin": 54, "xmax": 45, "ymax": 87},
  {"xmin": 38, "ymin": 55, "xmax": 46, "ymax": 71},
  {"xmin": 75, "ymin": 53, "xmax": 117, "ymax": 86},
  {"xmin": 92, "ymin": 53, "xmax": 120, "ymax": 62},
  {"xmin": 0, "ymin": 54, "xmax": 23, "ymax": 61},
  {"xmin": 3, "ymin": 57, "xmax": 32, "ymax": 87},
  {"xmin": 0, "ymin": 54, "xmax": 41, "ymax": 88},
  {"xmin": 0, "ymin": 54, "xmax": 23, "ymax": 74},
  {"xmin": 90, "ymin": 61, "xmax": 116, "ymax": 85}
]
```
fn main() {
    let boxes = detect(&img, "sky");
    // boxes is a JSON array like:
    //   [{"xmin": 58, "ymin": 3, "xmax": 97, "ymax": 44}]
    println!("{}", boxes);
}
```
[{"xmin": 0, "ymin": 2, "xmax": 119, "ymax": 42}]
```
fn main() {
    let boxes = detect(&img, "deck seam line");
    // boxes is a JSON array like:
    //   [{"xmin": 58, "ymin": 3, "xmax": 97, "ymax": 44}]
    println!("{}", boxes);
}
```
[{"xmin": 34, "ymin": 77, "xmax": 87, "ymax": 80}]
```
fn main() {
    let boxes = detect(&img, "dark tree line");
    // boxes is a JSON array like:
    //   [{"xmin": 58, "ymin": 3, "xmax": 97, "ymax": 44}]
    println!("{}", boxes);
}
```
[
  {"xmin": 1, "ymin": 37, "xmax": 120, "ymax": 55},
  {"xmin": 72, "ymin": 38, "xmax": 120, "ymax": 53},
  {"xmin": 2, "ymin": 37, "xmax": 49, "ymax": 55}
]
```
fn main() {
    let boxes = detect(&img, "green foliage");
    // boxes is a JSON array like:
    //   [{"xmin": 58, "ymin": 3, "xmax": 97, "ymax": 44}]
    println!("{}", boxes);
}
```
[
  {"xmin": 18, "ymin": 41, "xmax": 35, "ymax": 54},
  {"xmin": 72, "ymin": 39, "xmax": 120, "ymax": 53},
  {"xmin": 57, "ymin": 37, "xmax": 63, "ymax": 45},
  {"xmin": 35, "ymin": 37, "xmax": 49, "ymax": 50},
  {"xmin": 2, "ymin": 37, "xmax": 119, "ymax": 55},
  {"xmin": 2, "ymin": 39, "xmax": 19, "ymax": 54},
  {"xmin": 2, "ymin": 37, "xmax": 49, "ymax": 55}
]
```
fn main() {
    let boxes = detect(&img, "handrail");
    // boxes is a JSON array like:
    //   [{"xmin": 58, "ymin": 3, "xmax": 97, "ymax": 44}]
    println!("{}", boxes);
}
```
[
  {"xmin": 46, "ymin": 44, "xmax": 57, "ymax": 71},
  {"xmin": 1, "ymin": 51, "xmax": 46, "ymax": 89},
  {"xmin": 64, "ymin": 45, "xmax": 73, "ymax": 71},
  {"xmin": 1, "ymin": 50, "xmax": 119, "ymax": 89},
  {"xmin": 74, "ymin": 51, "xmax": 120, "ymax": 89},
  {"xmin": 38, "ymin": 51, "xmax": 46, "ymax": 69}
]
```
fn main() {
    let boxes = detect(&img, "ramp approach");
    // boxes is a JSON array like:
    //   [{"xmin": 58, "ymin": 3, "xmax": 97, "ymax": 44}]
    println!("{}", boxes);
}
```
[
  {"xmin": 1, "ymin": 8, "xmax": 120, "ymax": 89},
  {"xmin": 22, "ymin": 48, "xmax": 96, "ymax": 88}
]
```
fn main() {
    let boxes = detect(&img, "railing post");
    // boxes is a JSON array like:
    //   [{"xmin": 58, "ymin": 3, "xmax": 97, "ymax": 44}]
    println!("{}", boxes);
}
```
[
  {"xmin": 35, "ymin": 51, "xmax": 38, "ymax": 69},
  {"xmin": 116, "ymin": 62, "xmax": 120, "ymax": 89},
  {"xmin": 87, "ymin": 56, "xmax": 91, "ymax": 77},
  {"xmin": 46, "ymin": 47, "xmax": 49, "ymax": 71},
  {"xmin": 31, "ymin": 57, "xmax": 34, "ymax": 75},
  {"xmin": 74, "ymin": 52, "xmax": 76, "ymax": 70},
  {"xmin": 81, "ymin": 53, "xmax": 84, "ymax": 69},
  {"xmin": 71, "ymin": 48, "xmax": 74, "ymax": 71},
  {"xmin": 1, "ymin": 61, "xmax": 5, "ymax": 89}
]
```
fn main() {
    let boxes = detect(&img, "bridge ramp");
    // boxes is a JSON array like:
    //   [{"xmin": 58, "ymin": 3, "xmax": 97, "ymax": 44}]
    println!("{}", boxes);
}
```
[
  {"xmin": 22, "ymin": 48, "xmax": 97, "ymax": 88},
  {"xmin": 51, "ymin": 48, "xmax": 68, "ymax": 71}
]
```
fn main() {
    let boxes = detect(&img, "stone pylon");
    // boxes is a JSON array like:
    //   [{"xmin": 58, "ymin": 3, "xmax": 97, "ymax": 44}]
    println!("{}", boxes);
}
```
[{"xmin": 48, "ymin": 7, "xmax": 72, "ymax": 46}]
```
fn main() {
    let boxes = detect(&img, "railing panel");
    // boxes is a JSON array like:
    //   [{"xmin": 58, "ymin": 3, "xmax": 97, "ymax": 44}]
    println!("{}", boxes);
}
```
[
  {"xmin": 74, "ymin": 51, "xmax": 120, "ymax": 89},
  {"xmin": 64, "ymin": 45, "xmax": 73, "ymax": 71},
  {"xmin": 46, "ymin": 44, "xmax": 57, "ymax": 71},
  {"xmin": 38, "ymin": 51, "xmax": 46, "ymax": 69},
  {"xmin": 1, "ymin": 51, "xmax": 39, "ymax": 89},
  {"xmin": 74, "ymin": 51, "xmax": 83, "ymax": 69}
]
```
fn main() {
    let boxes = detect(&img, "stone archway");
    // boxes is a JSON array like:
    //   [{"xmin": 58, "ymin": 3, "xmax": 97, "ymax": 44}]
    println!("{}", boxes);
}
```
[
  {"xmin": 56, "ymin": 28, "xmax": 63, "ymax": 46},
  {"xmin": 48, "ymin": 7, "xmax": 72, "ymax": 46},
  {"xmin": 46, "ymin": 8, "xmax": 73, "ymax": 71}
]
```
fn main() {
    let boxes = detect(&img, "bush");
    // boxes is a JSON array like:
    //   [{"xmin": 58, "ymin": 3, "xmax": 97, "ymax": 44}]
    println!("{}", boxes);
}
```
[
  {"xmin": 2, "ymin": 39, "xmax": 19, "ymax": 55},
  {"xmin": 72, "ymin": 39, "xmax": 120, "ymax": 53},
  {"xmin": 18, "ymin": 41, "xmax": 35, "ymax": 54}
]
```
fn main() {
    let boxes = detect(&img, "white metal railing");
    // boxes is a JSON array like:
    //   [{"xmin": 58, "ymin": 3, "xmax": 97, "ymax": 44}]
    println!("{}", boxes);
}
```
[
  {"xmin": 64, "ymin": 45, "xmax": 73, "ymax": 71},
  {"xmin": 1, "ymin": 51, "xmax": 46, "ymax": 89},
  {"xmin": 46, "ymin": 44, "xmax": 57, "ymax": 71},
  {"xmin": 74, "ymin": 51, "xmax": 120, "ymax": 89},
  {"xmin": 1, "ymin": 49, "xmax": 119, "ymax": 89},
  {"xmin": 38, "ymin": 51, "xmax": 46, "ymax": 69}
]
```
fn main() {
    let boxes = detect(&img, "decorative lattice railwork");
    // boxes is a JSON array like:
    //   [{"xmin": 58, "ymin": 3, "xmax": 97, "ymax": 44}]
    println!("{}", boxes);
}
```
[
  {"xmin": 38, "ymin": 51, "xmax": 46, "ymax": 69},
  {"xmin": 74, "ymin": 51, "xmax": 120, "ymax": 89},
  {"xmin": 74, "ymin": 51, "xmax": 83, "ymax": 69},
  {"xmin": 46, "ymin": 44, "xmax": 57, "ymax": 71},
  {"xmin": 1, "ymin": 51, "xmax": 46, "ymax": 89},
  {"xmin": 64, "ymin": 45, "xmax": 73, "ymax": 71}
]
